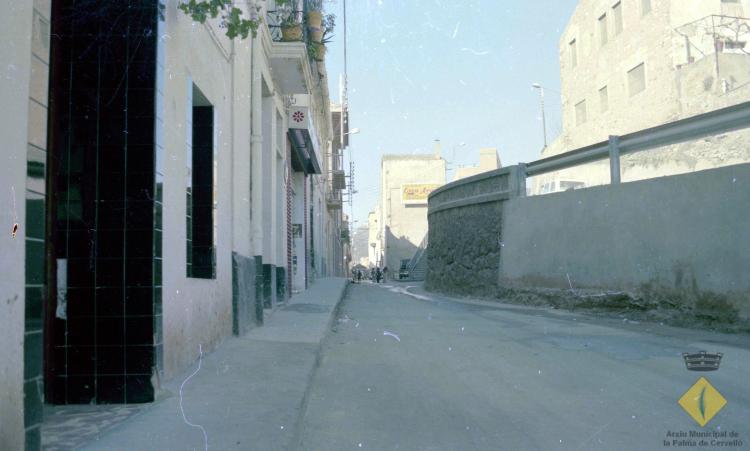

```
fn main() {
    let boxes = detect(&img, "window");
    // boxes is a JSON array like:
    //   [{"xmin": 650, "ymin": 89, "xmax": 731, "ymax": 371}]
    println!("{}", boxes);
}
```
[
  {"xmin": 628, "ymin": 63, "xmax": 646, "ymax": 96},
  {"xmin": 613, "ymin": 2, "xmax": 623, "ymax": 35},
  {"xmin": 187, "ymin": 85, "xmax": 216, "ymax": 279},
  {"xmin": 598, "ymin": 14, "xmax": 608, "ymax": 46},
  {"xmin": 599, "ymin": 86, "xmax": 609, "ymax": 112},
  {"xmin": 560, "ymin": 181, "xmax": 585, "ymax": 191},
  {"xmin": 575, "ymin": 99, "xmax": 587, "ymax": 126},
  {"xmin": 642, "ymin": 0, "xmax": 651, "ymax": 15},
  {"xmin": 569, "ymin": 39, "xmax": 578, "ymax": 68}
]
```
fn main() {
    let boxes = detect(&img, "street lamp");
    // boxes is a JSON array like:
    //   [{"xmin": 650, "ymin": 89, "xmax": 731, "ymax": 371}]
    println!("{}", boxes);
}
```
[{"xmin": 532, "ymin": 83, "xmax": 547, "ymax": 149}]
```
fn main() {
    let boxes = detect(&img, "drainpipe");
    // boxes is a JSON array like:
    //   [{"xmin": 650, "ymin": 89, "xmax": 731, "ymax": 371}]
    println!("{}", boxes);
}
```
[
  {"xmin": 230, "ymin": 37, "xmax": 235, "ymax": 261},
  {"xmin": 250, "ymin": 33, "xmax": 264, "ymax": 256}
]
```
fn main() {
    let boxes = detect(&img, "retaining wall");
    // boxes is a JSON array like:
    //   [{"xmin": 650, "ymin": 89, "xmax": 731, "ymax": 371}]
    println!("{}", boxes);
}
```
[{"xmin": 426, "ymin": 163, "xmax": 750, "ymax": 316}]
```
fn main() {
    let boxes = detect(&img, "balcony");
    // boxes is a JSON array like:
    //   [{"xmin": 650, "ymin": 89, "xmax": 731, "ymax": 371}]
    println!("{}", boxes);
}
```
[
  {"xmin": 265, "ymin": 3, "xmax": 320, "ymax": 94},
  {"xmin": 332, "ymin": 169, "xmax": 346, "ymax": 190},
  {"xmin": 327, "ymin": 190, "xmax": 343, "ymax": 211},
  {"xmin": 675, "ymin": 15, "xmax": 750, "ymax": 67},
  {"xmin": 266, "ymin": 8, "xmax": 306, "ymax": 43}
]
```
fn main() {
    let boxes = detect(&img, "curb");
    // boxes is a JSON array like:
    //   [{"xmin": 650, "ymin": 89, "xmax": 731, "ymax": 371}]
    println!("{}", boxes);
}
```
[{"xmin": 288, "ymin": 280, "xmax": 350, "ymax": 451}]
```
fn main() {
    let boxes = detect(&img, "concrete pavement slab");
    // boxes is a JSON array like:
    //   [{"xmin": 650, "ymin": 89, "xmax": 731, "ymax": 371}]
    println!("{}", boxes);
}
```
[{"xmin": 58, "ymin": 278, "xmax": 349, "ymax": 451}]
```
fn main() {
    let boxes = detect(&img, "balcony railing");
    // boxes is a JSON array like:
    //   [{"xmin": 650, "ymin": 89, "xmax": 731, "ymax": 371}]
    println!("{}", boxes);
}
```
[
  {"xmin": 675, "ymin": 15, "xmax": 750, "ymax": 68},
  {"xmin": 327, "ymin": 190, "xmax": 343, "ymax": 210},
  {"xmin": 265, "ymin": 5, "xmax": 322, "ymax": 83},
  {"xmin": 266, "ymin": 9, "xmax": 306, "ymax": 43}
]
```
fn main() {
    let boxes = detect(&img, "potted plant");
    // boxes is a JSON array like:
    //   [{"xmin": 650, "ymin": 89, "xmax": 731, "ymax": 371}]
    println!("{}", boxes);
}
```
[
  {"xmin": 275, "ymin": 0, "xmax": 302, "ymax": 41},
  {"xmin": 281, "ymin": 16, "xmax": 303, "ymax": 41},
  {"xmin": 310, "ymin": 13, "xmax": 334, "ymax": 61},
  {"xmin": 306, "ymin": 0, "xmax": 324, "ymax": 30}
]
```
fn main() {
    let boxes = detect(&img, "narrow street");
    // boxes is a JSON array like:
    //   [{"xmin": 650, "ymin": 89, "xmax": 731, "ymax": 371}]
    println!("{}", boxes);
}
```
[{"xmin": 297, "ymin": 282, "xmax": 750, "ymax": 451}]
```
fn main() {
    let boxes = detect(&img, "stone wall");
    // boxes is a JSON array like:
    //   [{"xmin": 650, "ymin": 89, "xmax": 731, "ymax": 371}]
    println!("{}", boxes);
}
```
[
  {"xmin": 425, "ymin": 167, "xmax": 523, "ymax": 297},
  {"xmin": 426, "ymin": 162, "xmax": 750, "ymax": 319},
  {"xmin": 426, "ymin": 201, "xmax": 502, "ymax": 297}
]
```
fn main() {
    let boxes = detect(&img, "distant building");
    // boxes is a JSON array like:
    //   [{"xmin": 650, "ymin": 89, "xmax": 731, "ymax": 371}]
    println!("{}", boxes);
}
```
[
  {"xmin": 368, "ymin": 209, "xmax": 383, "ymax": 267},
  {"xmin": 350, "ymin": 225, "xmax": 370, "ymax": 268},
  {"xmin": 376, "ymin": 145, "xmax": 446, "ymax": 271},
  {"xmin": 453, "ymin": 148, "xmax": 502, "ymax": 181},
  {"xmin": 536, "ymin": 0, "xmax": 750, "ymax": 193}
]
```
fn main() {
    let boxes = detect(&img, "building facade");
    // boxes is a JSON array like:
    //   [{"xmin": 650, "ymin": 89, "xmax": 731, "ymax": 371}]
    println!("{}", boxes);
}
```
[
  {"xmin": 453, "ymin": 148, "xmax": 502, "ymax": 182},
  {"xmin": 0, "ymin": 1, "xmax": 347, "ymax": 448},
  {"xmin": 367, "ymin": 208, "xmax": 383, "ymax": 268},
  {"xmin": 536, "ymin": 0, "xmax": 750, "ymax": 192},
  {"xmin": 376, "ymin": 153, "xmax": 446, "ymax": 272}
]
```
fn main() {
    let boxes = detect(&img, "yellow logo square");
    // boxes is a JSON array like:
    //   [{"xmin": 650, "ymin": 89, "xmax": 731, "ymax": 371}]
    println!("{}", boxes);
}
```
[{"xmin": 678, "ymin": 377, "xmax": 727, "ymax": 427}]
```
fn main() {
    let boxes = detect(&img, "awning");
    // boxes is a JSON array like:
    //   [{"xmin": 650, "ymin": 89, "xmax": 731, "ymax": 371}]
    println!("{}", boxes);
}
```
[{"xmin": 288, "ymin": 128, "xmax": 321, "ymax": 175}]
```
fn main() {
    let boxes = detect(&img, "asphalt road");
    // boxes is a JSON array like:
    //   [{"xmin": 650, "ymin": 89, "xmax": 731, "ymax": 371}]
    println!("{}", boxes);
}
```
[{"xmin": 296, "ymin": 282, "xmax": 750, "ymax": 451}]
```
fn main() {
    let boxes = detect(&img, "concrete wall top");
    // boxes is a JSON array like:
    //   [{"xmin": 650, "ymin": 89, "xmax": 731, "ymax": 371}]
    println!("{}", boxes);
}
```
[{"xmin": 429, "ymin": 166, "xmax": 517, "ymax": 210}]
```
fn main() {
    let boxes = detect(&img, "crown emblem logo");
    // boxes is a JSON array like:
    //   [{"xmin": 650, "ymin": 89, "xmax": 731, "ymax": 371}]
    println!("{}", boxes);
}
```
[{"xmin": 682, "ymin": 351, "xmax": 723, "ymax": 372}]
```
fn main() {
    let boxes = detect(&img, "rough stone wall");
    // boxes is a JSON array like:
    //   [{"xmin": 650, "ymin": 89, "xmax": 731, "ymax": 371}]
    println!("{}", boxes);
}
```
[
  {"xmin": 426, "ymin": 202, "xmax": 502, "ymax": 297},
  {"xmin": 425, "ymin": 168, "xmax": 516, "ymax": 297}
]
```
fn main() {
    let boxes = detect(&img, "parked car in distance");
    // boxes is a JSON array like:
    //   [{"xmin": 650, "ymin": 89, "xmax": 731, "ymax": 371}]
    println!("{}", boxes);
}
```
[{"xmin": 399, "ymin": 259, "xmax": 410, "ymax": 279}]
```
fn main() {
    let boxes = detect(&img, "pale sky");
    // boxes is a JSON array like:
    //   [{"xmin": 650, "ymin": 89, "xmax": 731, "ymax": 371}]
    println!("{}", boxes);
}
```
[{"xmin": 324, "ymin": 0, "xmax": 579, "ymax": 226}]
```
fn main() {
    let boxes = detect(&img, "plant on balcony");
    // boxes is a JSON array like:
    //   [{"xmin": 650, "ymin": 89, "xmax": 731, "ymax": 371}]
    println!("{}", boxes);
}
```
[
  {"xmin": 178, "ymin": 0, "xmax": 262, "ymax": 40},
  {"xmin": 310, "ymin": 13, "xmax": 334, "ymax": 61},
  {"xmin": 306, "ymin": 0, "xmax": 324, "ymax": 30},
  {"xmin": 278, "ymin": 0, "xmax": 303, "ymax": 41}
]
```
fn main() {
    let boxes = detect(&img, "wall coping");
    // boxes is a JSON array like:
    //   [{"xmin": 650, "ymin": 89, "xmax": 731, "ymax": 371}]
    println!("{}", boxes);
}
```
[
  {"xmin": 428, "ymin": 191, "xmax": 511, "ymax": 216},
  {"xmin": 428, "ymin": 165, "xmax": 516, "ymax": 201}
]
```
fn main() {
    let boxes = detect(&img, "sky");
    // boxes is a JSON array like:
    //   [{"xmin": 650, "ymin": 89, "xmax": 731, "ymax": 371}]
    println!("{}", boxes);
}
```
[{"xmin": 323, "ymin": 0, "xmax": 579, "ymax": 227}]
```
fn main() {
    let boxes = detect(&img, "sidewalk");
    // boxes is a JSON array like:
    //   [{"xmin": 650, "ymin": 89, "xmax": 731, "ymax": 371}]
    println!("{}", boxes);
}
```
[{"xmin": 65, "ymin": 278, "xmax": 349, "ymax": 451}]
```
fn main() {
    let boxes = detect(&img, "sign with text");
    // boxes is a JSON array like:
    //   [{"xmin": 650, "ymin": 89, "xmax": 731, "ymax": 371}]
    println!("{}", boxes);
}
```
[{"xmin": 401, "ymin": 184, "xmax": 441, "ymax": 205}]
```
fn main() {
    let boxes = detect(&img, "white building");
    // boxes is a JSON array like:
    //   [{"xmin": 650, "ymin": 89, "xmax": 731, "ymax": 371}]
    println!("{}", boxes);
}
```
[
  {"xmin": 377, "ymin": 150, "xmax": 446, "ymax": 271},
  {"xmin": 453, "ymin": 148, "xmax": 502, "ymax": 182},
  {"xmin": 367, "ymin": 208, "xmax": 383, "ymax": 267},
  {"xmin": 536, "ymin": 0, "xmax": 750, "ymax": 192},
  {"xmin": 0, "ymin": 1, "xmax": 346, "ymax": 448}
]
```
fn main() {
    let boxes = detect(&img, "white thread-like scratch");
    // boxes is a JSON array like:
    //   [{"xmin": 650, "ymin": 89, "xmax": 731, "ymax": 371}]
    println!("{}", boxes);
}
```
[
  {"xmin": 460, "ymin": 47, "xmax": 490, "ymax": 56},
  {"xmin": 179, "ymin": 344, "xmax": 208, "ymax": 451},
  {"xmin": 566, "ymin": 273, "xmax": 577, "ymax": 295},
  {"xmin": 383, "ymin": 331, "xmax": 401, "ymax": 342}
]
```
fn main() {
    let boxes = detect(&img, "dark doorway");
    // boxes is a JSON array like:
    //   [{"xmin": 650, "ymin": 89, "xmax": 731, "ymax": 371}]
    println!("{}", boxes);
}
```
[{"xmin": 46, "ymin": 0, "xmax": 161, "ymax": 404}]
